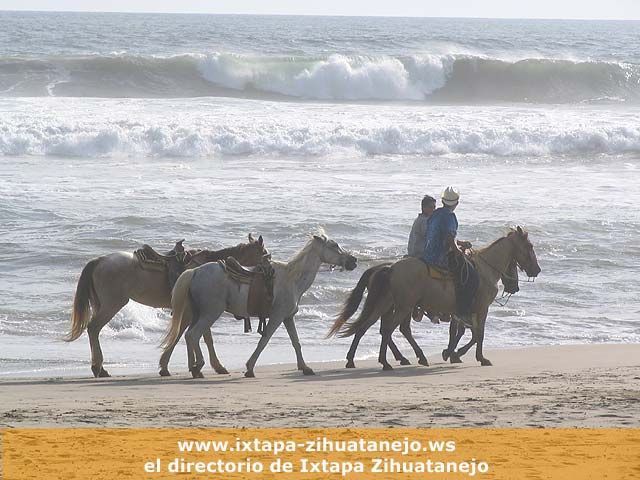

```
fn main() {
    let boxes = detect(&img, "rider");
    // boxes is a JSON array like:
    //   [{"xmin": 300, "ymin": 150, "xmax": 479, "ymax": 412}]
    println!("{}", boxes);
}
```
[
  {"xmin": 407, "ymin": 195, "xmax": 436, "ymax": 257},
  {"xmin": 422, "ymin": 186, "xmax": 477, "ymax": 324},
  {"xmin": 408, "ymin": 195, "xmax": 437, "ymax": 323}
]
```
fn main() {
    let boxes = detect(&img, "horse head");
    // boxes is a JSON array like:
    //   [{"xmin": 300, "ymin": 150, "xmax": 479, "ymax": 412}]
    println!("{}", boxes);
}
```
[
  {"xmin": 312, "ymin": 234, "xmax": 357, "ymax": 271},
  {"xmin": 235, "ymin": 233, "xmax": 269, "ymax": 266},
  {"xmin": 508, "ymin": 226, "xmax": 541, "ymax": 278}
]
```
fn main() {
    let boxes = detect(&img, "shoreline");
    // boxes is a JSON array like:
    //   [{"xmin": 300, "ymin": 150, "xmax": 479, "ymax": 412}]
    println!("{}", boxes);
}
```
[
  {"xmin": 1, "ymin": 343, "xmax": 638, "ymax": 428},
  {"xmin": 0, "ymin": 340, "xmax": 632, "ymax": 380}
]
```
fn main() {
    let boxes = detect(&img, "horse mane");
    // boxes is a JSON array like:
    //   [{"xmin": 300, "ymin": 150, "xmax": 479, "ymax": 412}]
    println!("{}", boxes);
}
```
[
  {"xmin": 193, "ymin": 241, "xmax": 252, "ymax": 262},
  {"xmin": 280, "ymin": 227, "xmax": 328, "ymax": 278},
  {"xmin": 473, "ymin": 232, "xmax": 511, "ymax": 256},
  {"xmin": 311, "ymin": 226, "xmax": 327, "ymax": 240},
  {"xmin": 473, "ymin": 227, "xmax": 526, "ymax": 256}
]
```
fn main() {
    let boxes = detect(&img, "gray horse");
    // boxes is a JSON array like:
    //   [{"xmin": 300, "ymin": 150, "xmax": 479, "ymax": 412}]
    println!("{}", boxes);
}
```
[
  {"xmin": 66, "ymin": 235, "xmax": 268, "ymax": 377},
  {"xmin": 162, "ymin": 231, "xmax": 357, "ymax": 378}
]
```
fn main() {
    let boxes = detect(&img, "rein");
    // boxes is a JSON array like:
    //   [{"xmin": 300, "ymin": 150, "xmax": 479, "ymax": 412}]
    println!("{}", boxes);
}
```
[
  {"xmin": 472, "ymin": 249, "xmax": 519, "ymax": 283},
  {"xmin": 473, "ymin": 252, "xmax": 517, "ymax": 307},
  {"xmin": 493, "ymin": 292, "xmax": 513, "ymax": 307}
]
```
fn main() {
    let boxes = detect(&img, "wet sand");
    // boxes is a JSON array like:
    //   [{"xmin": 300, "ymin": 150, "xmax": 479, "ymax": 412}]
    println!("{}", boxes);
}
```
[{"xmin": 0, "ymin": 344, "xmax": 638, "ymax": 428}]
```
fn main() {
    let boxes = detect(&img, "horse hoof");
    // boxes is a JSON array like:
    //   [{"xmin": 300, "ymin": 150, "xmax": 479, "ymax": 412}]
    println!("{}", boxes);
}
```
[
  {"xmin": 215, "ymin": 368, "xmax": 229, "ymax": 375},
  {"xmin": 418, "ymin": 357, "xmax": 429, "ymax": 366},
  {"xmin": 91, "ymin": 365, "xmax": 100, "ymax": 378},
  {"xmin": 480, "ymin": 359, "xmax": 493, "ymax": 366},
  {"xmin": 98, "ymin": 368, "xmax": 111, "ymax": 378},
  {"xmin": 345, "ymin": 361, "xmax": 356, "ymax": 369},
  {"xmin": 244, "ymin": 370, "xmax": 255, "ymax": 378},
  {"xmin": 399, "ymin": 358, "xmax": 411, "ymax": 366},
  {"xmin": 382, "ymin": 364, "xmax": 393, "ymax": 371},
  {"xmin": 302, "ymin": 367, "xmax": 315, "ymax": 376},
  {"xmin": 442, "ymin": 349, "xmax": 450, "ymax": 361},
  {"xmin": 191, "ymin": 370, "xmax": 204, "ymax": 379},
  {"xmin": 159, "ymin": 368, "xmax": 171, "ymax": 377},
  {"xmin": 450, "ymin": 354, "xmax": 463, "ymax": 364}
]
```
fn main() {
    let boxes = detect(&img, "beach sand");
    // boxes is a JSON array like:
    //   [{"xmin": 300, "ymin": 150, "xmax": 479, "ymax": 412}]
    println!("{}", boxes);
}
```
[{"xmin": 0, "ymin": 344, "xmax": 638, "ymax": 429}]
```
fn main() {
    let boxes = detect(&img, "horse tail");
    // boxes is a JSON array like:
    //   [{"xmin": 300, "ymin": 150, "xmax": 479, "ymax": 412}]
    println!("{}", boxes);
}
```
[
  {"xmin": 160, "ymin": 269, "xmax": 196, "ymax": 350},
  {"xmin": 338, "ymin": 265, "xmax": 392, "ymax": 338},
  {"xmin": 65, "ymin": 258, "xmax": 100, "ymax": 342},
  {"xmin": 326, "ymin": 263, "xmax": 388, "ymax": 338}
]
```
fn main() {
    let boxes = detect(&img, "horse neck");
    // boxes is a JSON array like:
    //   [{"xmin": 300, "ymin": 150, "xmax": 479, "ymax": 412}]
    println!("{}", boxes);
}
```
[
  {"xmin": 209, "ymin": 244, "xmax": 247, "ymax": 261},
  {"xmin": 283, "ymin": 241, "xmax": 323, "ymax": 294},
  {"xmin": 475, "ymin": 237, "xmax": 516, "ymax": 285}
]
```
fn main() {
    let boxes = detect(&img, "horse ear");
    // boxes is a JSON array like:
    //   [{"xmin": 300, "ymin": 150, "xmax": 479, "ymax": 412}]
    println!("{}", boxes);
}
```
[
  {"xmin": 248, "ymin": 233, "xmax": 255, "ymax": 243},
  {"xmin": 258, "ymin": 235, "xmax": 263, "ymax": 246},
  {"xmin": 517, "ymin": 226, "xmax": 523, "ymax": 235}
]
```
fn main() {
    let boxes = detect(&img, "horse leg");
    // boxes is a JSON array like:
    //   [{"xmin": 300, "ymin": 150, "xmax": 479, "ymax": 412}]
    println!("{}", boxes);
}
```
[
  {"xmin": 473, "ymin": 309, "xmax": 492, "ymax": 366},
  {"xmin": 346, "ymin": 314, "xmax": 382, "ymax": 368},
  {"xmin": 184, "ymin": 308, "xmax": 222, "ymax": 379},
  {"xmin": 388, "ymin": 337, "xmax": 410, "ymax": 365},
  {"xmin": 345, "ymin": 331, "xmax": 364, "ymax": 368},
  {"xmin": 455, "ymin": 319, "xmax": 477, "ymax": 359},
  {"xmin": 399, "ymin": 316, "xmax": 428, "ymax": 366},
  {"xmin": 379, "ymin": 308, "xmax": 406, "ymax": 371},
  {"xmin": 158, "ymin": 321, "xmax": 190, "ymax": 377},
  {"xmin": 383, "ymin": 309, "xmax": 411, "ymax": 365},
  {"xmin": 456, "ymin": 334, "xmax": 476, "ymax": 358},
  {"xmin": 245, "ymin": 316, "xmax": 284, "ymax": 378},
  {"xmin": 87, "ymin": 299, "xmax": 128, "ymax": 378},
  {"xmin": 443, "ymin": 319, "xmax": 466, "ymax": 364},
  {"xmin": 283, "ymin": 316, "xmax": 313, "ymax": 375},
  {"xmin": 203, "ymin": 328, "xmax": 228, "ymax": 374}
]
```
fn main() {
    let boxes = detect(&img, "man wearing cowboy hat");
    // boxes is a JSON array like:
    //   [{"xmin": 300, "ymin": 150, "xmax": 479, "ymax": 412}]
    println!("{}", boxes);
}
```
[
  {"xmin": 422, "ymin": 186, "xmax": 478, "ymax": 324},
  {"xmin": 422, "ymin": 186, "xmax": 469, "ymax": 268}
]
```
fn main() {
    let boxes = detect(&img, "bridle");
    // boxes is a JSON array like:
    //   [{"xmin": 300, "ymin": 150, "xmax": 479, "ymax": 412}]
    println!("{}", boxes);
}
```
[
  {"xmin": 473, "ymin": 235, "xmax": 536, "ymax": 283},
  {"xmin": 317, "ymin": 237, "xmax": 350, "ymax": 272}
]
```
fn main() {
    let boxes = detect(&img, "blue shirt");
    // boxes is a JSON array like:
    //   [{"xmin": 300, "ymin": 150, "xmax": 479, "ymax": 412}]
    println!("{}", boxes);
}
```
[{"xmin": 422, "ymin": 207, "xmax": 458, "ymax": 268}]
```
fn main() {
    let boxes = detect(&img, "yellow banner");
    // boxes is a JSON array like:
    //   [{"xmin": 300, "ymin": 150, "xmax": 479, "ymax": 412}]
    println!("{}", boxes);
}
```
[{"xmin": 2, "ymin": 428, "xmax": 639, "ymax": 479}]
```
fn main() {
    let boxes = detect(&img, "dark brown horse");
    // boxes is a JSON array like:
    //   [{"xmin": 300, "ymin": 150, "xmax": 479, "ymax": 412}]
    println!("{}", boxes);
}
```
[{"xmin": 66, "ymin": 234, "xmax": 268, "ymax": 377}]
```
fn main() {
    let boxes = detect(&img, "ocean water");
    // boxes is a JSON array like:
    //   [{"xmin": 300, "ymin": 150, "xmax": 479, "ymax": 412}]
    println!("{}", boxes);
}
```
[{"xmin": 1, "ymin": 12, "xmax": 639, "ymax": 378}]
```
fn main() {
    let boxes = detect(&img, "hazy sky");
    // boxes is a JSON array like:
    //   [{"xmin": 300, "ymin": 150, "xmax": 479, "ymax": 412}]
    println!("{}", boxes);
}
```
[{"xmin": 2, "ymin": 0, "xmax": 640, "ymax": 19}]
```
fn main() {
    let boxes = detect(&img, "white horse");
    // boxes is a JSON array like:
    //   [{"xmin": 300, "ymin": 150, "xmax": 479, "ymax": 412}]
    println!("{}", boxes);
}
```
[{"xmin": 162, "ymin": 232, "xmax": 357, "ymax": 378}]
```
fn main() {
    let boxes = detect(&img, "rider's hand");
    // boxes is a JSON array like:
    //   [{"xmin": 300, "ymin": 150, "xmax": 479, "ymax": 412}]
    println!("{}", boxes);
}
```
[{"xmin": 457, "ymin": 240, "xmax": 472, "ymax": 250}]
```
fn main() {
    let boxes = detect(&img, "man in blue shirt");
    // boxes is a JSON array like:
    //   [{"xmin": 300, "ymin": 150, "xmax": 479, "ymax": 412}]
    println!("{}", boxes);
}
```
[
  {"xmin": 423, "ymin": 186, "xmax": 467, "ymax": 268},
  {"xmin": 422, "ymin": 186, "xmax": 477, "ymax": 322}
]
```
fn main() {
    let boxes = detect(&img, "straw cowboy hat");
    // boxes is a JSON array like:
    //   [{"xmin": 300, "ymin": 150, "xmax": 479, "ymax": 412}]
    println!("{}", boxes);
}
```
[{"xmin": 441, "ymin": 186, "xmax": 460, "ymax": 206}]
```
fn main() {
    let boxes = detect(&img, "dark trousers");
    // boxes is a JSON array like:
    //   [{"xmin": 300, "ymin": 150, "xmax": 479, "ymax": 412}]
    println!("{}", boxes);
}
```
[{"xmin": 448, "ymin": 252, "xmax": 479, "ymax": 315}]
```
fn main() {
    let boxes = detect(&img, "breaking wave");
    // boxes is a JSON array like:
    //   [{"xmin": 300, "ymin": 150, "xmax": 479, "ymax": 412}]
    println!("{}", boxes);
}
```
[
  {"xmin": 2, "ymin": 119, "xmax": 639, "ymax": 157},
  {"xmin": 1, "ymin": 52, "xmax": 639, "ymax": 103}
]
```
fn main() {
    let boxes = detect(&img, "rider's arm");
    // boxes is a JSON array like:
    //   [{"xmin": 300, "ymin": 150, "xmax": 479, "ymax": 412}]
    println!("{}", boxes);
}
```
[{"xmin": 446, "ymin": 234, "xmax": 458, "ymax": 251}]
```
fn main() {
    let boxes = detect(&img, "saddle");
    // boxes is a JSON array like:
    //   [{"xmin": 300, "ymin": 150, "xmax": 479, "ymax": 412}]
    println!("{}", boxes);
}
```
[
  {"xmin": 425, "ymin": 263, "xmax": 453, "ymax": 280},
  {"xmin": 134, "ymin": 240, "xmax": 193, "ymax": 290},
  {"xmin": 219, "ymin": 256, "xmax": 275, "ymax": 334}
]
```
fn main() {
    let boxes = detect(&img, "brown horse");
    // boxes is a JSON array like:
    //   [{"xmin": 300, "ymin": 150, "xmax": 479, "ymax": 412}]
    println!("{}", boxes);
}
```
[
  {"xmin": 337, "ymin": 227, "xmax": 540, "ymax": 370},
  {"xmin": 328, "ymin": 259, "xmax": 519, "ymax": 368},
  {"xmin": 65, "ymin": 234, "xmax": 268, "ymax": 377}
]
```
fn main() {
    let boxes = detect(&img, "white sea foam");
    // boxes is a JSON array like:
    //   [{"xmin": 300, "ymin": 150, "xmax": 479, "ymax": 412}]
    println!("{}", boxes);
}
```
[{"xmin": 2, "ymin": 105, "xmax": 639, "ymax": 158}]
